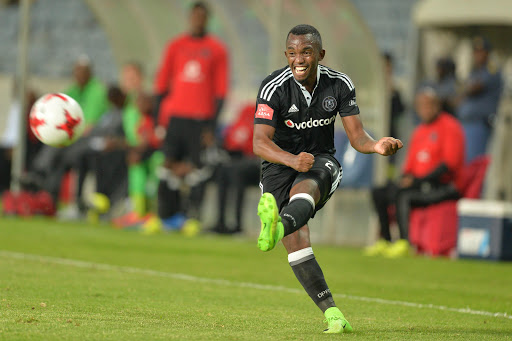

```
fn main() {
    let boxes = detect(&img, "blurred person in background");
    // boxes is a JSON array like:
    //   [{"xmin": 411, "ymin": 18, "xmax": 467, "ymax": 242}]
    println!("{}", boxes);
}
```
[
  {"xmin": 383, "ymin": 52, "xmax": 404, "ymax": 179},
  {"xmin": 253, "ymin": 24, "xmax": 402, "ymax": 334},
  {"xmin": 151, "ymin": 1, "xmax": 228, "ymax": 229},
  {"xmin": 28, "ymin": 56, "xmax": 108, "ymax": 212},
  {"xmin": 366, "ymin": 87, "xmax": 464, "ymax": 258},
  {"xmin": 120, "ymin": 61, "xmax": 145, "ymax": 98},
  {"xmin": 210, "ymin": 103, "xmax": 260, "ymax": 235},
  {"xmin": 80, "ymin": 86, "xmax": 129, "ymax": 221},
  {"xmin": 115, "ymin": 62, "xmax": 164, "ymax": 225},
  {"xmin": 456, "ymin": 36, "xmax": 502, "ymax": 163},
  {"xmin": 114, "ymin": 91, "xmax": 164, "ymax": 228},
  {"xmin": 434, "ymin": 57, "xmax": 458, "ymax": 115},
  {"xmin": 66, "ymin": 55, "xmax": 109, "ymax": 131}
]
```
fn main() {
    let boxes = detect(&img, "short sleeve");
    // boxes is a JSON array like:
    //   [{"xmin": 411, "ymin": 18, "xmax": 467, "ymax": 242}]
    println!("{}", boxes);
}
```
[
  {"xmin": 254, "ymin": 81, "xmax": 281, "ymax": 127},
  {"xmin": 338, "ymin": 86, "xmax": 360, "ymax": 117}
]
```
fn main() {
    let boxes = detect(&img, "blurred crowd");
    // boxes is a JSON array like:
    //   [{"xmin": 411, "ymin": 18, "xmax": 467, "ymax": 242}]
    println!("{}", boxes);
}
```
[
  {"xmin": 0, "ymin": 2, "xmax": 259, "ymax": 237},
  {"xmin": 0, "ymin": 2, "xmax": 504, "ymax": 254},
  {"xmin": 366, "ymin": 35, "xmax": 501, "ymax": 258}
]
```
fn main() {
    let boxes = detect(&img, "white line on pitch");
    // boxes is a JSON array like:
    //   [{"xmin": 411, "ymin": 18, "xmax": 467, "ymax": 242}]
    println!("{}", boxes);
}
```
[{"xmin": 1, "ymin": 250, "xmax": 511, "ymax": 320}]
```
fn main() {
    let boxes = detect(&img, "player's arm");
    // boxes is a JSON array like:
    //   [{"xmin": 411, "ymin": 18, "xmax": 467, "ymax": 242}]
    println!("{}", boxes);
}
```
[
  {"xmin": 341, "ymin": 114, "xmax": 402, "ymax": 156},
  {"xmin": 212, "ymin": 43, "xmax": 229, "ymax": 126},
  {"xmin": 153, "ymin": 41, "xmax": 175, "ymax": 121},
  {"xmin": 253, "ymin": 124, "xmax": 313, "ymax": 172}
]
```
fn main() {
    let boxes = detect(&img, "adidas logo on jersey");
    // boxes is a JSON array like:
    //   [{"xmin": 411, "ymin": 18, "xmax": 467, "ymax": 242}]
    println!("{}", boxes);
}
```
[
  {"xmin": 288, "ymin": 104, "xmax": 299, "ymax": 113},
  {"xmin": 284, "ymin": 115, "xmax": 336, "ymax": 130}
]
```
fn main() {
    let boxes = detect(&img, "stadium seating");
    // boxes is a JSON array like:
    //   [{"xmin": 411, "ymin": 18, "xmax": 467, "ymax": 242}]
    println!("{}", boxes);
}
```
[{"xmin": 0, "ymin": 0, "xmax": 117, "ymax": 80}]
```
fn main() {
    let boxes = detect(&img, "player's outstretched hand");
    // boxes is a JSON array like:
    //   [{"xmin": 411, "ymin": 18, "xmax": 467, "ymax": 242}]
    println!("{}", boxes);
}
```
[
  {"xmin": 292, "ymin": 152, "xmax": 315, "ymax": 172},
  {"xmin": 374, "ymin": 137, "xmax": 403, "ymax": 156}
]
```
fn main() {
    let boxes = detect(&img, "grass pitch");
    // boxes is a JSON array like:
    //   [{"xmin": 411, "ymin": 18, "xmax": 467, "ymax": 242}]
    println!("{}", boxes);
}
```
[{"xmin": 0, "ymin": 217, "xmax": 511, "ymax": 340}]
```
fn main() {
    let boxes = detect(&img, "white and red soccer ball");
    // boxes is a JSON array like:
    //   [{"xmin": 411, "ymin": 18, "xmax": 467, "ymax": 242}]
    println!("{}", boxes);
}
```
[{"xmin": 29, "ymin": 93, "xmax": 85, "ymax": 147}]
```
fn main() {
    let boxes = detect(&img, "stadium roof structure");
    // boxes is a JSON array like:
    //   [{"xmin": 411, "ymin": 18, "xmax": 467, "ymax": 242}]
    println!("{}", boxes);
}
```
[{"xmin": 414, "ymin": 0, "xmax": 512, "ymax": 27}]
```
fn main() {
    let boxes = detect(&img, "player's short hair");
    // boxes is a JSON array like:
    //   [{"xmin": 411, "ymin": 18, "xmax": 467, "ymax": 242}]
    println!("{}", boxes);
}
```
[
  {"xmin": 416, "ymin": 84, "xmax": 439, "ymax": 100},
  {"xmin": 287, "ymin": 24, "xmax": 323, "ymax": 50},
  {"xmin": 107, "ymin": 85, "xmax": 125, "ymax": 104},
  {"xmin": 190, "ymin": 1, "xmax": 209, "ymax": 15},
  {"xmin": 382, "ymin": 51, "xmax": 393, "ymax": 65}
]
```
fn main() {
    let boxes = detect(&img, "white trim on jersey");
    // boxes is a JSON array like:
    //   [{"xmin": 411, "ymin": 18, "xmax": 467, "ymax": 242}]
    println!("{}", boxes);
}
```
[
  {"xmin": 330, "ymin": 167, "xmax": 343, "ymax": 195},
  {"xmin": 319, "ymin": 65, "xmax": 354, "ymax": 91},
  {"xmin": 260, "ymin": 68, "xmax": 290, "ymax": 98},
  {"xmin": 260, "ymin": 69, "xmax": 293, "ymax": 101},
  {"xmin": 263, "ymin": 74, "xmax": 294, "ymax": 101}
]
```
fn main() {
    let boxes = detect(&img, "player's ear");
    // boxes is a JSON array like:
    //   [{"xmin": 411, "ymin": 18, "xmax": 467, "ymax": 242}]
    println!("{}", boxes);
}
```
[
  {"xmin": 284, "ymin": 50, "xmax": 288, "ymax": 58},
  {"xmin": 318, "ymin": 49, "xmax": 325, "ymax": 61}
]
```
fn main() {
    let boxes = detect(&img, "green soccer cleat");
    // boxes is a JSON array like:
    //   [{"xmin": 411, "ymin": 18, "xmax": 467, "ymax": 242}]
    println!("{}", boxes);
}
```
[
  {"xmin": 363, "ymin": 239, "xmax": 390, "ymax": 256},
  {"xmin": 323, "ymin": 307, "xmax": 353, "ymax": 334},
  {"xmin": 383, "ymin": 239, "xmax": 411, "ymax": 258},
  {"xmin": 257, "ymin": 193, "xmax": 284, "ymax": 251}
]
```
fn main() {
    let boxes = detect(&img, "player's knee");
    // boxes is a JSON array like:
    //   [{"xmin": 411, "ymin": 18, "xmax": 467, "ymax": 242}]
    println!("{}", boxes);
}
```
[
  {"xmin": 291, "ymin": 179, "xmax": 321, "ymax": 201},
  {"xmin": 290, "ymin": 193, "xmax": 315, "ymax": 210},
  {"xmin": 306, "ymin": 167, "xmax": 333, "ymax": 199}
]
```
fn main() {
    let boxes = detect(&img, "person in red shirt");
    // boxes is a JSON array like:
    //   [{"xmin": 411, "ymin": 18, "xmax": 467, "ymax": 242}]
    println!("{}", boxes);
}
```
[
  {"xmin": 367, "ymin": 86, "xmax": 465, "ymax": 257},
  {"xmin": 153, "ymin": 1, "xmax": 229, "ymax": 220}
]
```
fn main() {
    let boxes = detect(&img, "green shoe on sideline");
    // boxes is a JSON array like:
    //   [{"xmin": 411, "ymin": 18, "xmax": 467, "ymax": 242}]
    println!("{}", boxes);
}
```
[
  {"xmin": 257, "ymin": 193, "xmax": 284, "ymax": 251},
  {"xmin": 383, "ymin": 239, "xmax": 411, "ymax": 258},
  {"xmin": 323, "ymin": 307, "xmax": 353, "ymax": 334},
  {"xmin": 363, "ymin": 239, "xmax": 390, "ymax": 256}
]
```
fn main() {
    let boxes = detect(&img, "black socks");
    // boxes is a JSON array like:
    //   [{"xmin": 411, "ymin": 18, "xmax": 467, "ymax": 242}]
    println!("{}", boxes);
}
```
[
  {"xmin": 280, "ymin": 194, "xmax": 315, "ymax": 236},
  {"xmin": 288, "ymin": 247, "xmax": 336, "ymax": 313}
]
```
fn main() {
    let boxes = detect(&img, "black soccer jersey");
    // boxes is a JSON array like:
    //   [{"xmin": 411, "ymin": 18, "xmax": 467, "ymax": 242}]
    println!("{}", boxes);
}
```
[{"xmin": 254, "ymin": 64, "xmax": 360, "ymax": 171}]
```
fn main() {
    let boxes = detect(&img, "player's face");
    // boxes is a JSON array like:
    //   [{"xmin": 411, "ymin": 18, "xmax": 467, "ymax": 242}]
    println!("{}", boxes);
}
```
[
  {"xmin": 415, "ymin": 92, "xmax": 440, "ymax": 123},
  {"xmin": 473, "ymin": 48, "xmax": 488, "ymax": 67},
  {"xmin": 73, "ymin": 64, "xmax": 91, "ymax": 87},
  {"xmin": 189, "ymin": 7, "xmax": 208, "ymax": 36},
  {"xmin": 120, "ymin": 65, "xmax": 143, "ymax": 95},
  {"xmin": 285, "ymin": 34, "xmax": 325, "ymax": 86}
]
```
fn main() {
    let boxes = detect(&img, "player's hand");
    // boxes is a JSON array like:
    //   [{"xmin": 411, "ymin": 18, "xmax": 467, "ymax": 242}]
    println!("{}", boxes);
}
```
[
  {"xmin": 171, "ymin": 161, "xmax": 194, "ymax": 178},
  {"xmin": 374, "ymin": 137, "xmax": 403, "ymax": 156},
  {"xmin": 400, "ymin": 174, "xmax": 415, "ymax": 188},
  {"xmin": 291, "ymin": 152, "xmax": 315, "ymax": 172}
]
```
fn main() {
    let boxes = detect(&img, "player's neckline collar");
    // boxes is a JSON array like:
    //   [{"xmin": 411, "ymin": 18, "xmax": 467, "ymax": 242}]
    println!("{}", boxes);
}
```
[
  {"xmin": 293, "ymin": 65, "xmax": 320, "ymax": 93},
  {"xmin": 293, "ymin": 66, "xmax": 320, "ymax": 107}
]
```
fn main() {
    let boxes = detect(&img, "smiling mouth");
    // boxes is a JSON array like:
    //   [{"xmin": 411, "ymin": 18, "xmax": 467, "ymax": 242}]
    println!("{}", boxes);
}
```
[{"xmin": 294, "ymin": 66, "xmax": 308, "ymax": 76}]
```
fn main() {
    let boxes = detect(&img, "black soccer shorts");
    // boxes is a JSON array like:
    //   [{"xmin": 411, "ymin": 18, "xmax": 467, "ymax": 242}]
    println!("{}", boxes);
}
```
[
  {"xmin": 161, "ymin": 117, "xmax": 209, "ymax": 166},
  {"xmin": 260, "ymin": 154, "xmax": 343, "ymax": 214}
]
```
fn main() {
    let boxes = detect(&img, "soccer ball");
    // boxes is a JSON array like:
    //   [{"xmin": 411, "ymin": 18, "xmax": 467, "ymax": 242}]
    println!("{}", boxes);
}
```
[{"xmin": 29, "ymin": 93, "xmax": 85, "ymax": 147}]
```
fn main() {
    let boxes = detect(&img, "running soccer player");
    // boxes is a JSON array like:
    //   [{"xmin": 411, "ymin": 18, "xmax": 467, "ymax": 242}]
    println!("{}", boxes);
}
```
[{"xmin": 253, "ymin": 24, "xmax": 402, "ymax": 334}]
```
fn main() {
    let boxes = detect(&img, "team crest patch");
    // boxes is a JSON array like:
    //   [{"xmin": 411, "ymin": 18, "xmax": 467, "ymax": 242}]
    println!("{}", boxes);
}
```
[
  {"xmin": 255, "ymin": 104, "xmax": 274, "ymax": 120},
  {"xmin": 322, "ymin": 96, "xmax": 337, "ymax": 112}
]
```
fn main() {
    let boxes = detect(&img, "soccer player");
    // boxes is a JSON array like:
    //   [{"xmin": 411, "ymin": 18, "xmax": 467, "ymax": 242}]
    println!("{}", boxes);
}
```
[{"xmin": 253, "ymin": 24, "xmax": 402, "ymax": 334}]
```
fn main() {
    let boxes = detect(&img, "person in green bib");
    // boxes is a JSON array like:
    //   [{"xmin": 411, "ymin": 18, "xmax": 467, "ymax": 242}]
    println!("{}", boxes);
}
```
[
  {"xmin": 65, "ymin": 56, "xmax": 108, "ymax": 131},
  {"xmin": 113, "ymin": 63, "xmax": 163, "ymax": 226},
  {"xmin": 28, "ymin": 56, "xmax": 109, "ymax": 213}
]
